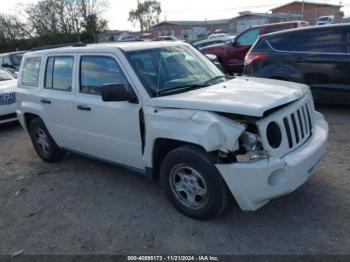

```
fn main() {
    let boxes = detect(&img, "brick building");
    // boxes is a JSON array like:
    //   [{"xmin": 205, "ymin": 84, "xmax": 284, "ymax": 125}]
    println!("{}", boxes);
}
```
[{"xmin": 271, "ymin": 1, "xmax": 344, "ymax": 25}]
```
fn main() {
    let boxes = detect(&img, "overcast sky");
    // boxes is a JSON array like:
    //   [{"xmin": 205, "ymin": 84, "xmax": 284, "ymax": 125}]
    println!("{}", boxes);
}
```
[{"xmin": 1, "ymin": 0, "xmax": 349, "ymax": 31}]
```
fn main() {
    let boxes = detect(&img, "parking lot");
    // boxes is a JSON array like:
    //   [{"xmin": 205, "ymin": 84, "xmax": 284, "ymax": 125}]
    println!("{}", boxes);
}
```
[{"xmin": 0, "ymin": 104, "xmax": 349, "ymax": 255}]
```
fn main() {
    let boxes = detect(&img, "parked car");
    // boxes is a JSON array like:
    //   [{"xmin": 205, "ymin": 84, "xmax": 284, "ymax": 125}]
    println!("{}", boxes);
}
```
[
  {"xmin": 153, "ymin": 36, "xmax": 178, "ymax": 41},
  {"xmin": 208, "ymin": 33, "xmax": 228, "ymax": 39},
  {"xmin": 0, "ymin": 67, "xmax": 18, "ymax": 124},
  {"xmin": 193, "ymin": 36, "xmax": 235, "ymax": 50},
  {"xmin": 0, "ymin": 51, "xmax": 26, "ymax": 74},
  {"xmin": 244, "ymin": 24, "xmax": 350, "ymax": 104},
  {"xmin": 118, "ymin": 35, "xmax": 140, "ymax": 42},
  {"xmin": 16, "ymin": 42, "xmax": 328, "ymax": 220},
  {"xmin": 316, "ymin": 15, "xmax": 334, "ymax": 25},
  {"xmin": 201, "ymin": 21, "xmax": 309, "ymax": 75}
]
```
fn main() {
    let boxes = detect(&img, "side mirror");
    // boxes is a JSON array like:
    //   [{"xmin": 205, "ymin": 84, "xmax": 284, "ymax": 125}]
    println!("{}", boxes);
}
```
[
  {"xmin": 231, "ymin": 40, "xmax": 239, "ymax": 47},
  {"xmin": 101, "ymin": 84, "xmax": 137, "ymax": 103}
]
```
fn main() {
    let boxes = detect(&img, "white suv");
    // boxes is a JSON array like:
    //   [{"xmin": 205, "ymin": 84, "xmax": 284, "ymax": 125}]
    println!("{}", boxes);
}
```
[{"xmin": 16, "ymin": 42, "xmax": 329, "ymax": 220}]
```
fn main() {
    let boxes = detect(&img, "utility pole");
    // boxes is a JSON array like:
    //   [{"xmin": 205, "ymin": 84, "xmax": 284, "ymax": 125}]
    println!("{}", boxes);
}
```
[{"xmin": 301, "ymin": 0, "xmax": 305, "ymax": 21}]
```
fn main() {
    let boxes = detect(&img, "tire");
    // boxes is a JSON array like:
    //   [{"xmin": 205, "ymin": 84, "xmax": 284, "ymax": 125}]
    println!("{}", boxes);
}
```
[
  {"xmin": 28, "ymin": 118, "xmax": 65, "ymax": 163},
  {"xmin": 160, "ymin": 145, "xmax": 230, "ymax": 220}
]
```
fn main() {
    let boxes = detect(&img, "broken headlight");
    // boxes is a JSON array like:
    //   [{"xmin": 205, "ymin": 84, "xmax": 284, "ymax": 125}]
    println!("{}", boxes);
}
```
[{"xmin": 236, "ymin": 132, "xmax": 269, "ymax": 163}]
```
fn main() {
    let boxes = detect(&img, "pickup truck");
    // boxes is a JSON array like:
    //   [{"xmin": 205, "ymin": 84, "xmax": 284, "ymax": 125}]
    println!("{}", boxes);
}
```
[
  {"xmin": 200, "ymin": 21, "xmax": 309, "ymax": 75},
  {"xmin": 16, "ymin": 41, "xmax": 328, "ymax": 220}
]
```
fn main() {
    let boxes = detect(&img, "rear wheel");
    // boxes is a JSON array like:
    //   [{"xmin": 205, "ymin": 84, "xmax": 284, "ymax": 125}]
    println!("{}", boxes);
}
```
[
  {"xmin": 160, "ymin": 145, "xmax": 230, "ymax": 220},
  {"xmin": 29, "ymin": 118, "xmax": 65, "ymax": 163}
]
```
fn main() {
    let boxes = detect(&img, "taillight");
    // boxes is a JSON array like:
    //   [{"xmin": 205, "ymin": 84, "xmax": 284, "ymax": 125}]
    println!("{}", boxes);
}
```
[{"xmin": 244, "ymin": 53, "xmax": 268, "ymax": 65}]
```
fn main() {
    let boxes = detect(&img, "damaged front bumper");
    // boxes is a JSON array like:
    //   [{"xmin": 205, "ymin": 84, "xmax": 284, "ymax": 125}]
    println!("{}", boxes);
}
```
[{"xmin": 216, "ymin": 112, "xmax": 329, "ymax": 211}]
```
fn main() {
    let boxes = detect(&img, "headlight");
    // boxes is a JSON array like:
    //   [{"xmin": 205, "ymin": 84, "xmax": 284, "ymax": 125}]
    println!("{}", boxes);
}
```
[{"xmin": 236, "ymin": 132, "xmax": 269, "ymax": 163}]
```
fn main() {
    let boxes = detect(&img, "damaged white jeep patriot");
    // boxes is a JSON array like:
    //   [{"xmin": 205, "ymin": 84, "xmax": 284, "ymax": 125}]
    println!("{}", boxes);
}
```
[{"xmin": 16, "ymin": 42, "xmax": 329, "ymax": 220}]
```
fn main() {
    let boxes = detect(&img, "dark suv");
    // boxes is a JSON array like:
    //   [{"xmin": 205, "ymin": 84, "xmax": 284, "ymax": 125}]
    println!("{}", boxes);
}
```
[{"xmin": 244, "ymin": 24, "xmax": 350, "ymax": 104}]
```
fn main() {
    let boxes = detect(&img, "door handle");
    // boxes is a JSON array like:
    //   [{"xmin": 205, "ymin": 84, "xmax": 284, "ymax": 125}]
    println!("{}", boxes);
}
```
[
  {"xmin": 41, "ymin": 99, "xmax": 52, "ymax": 104},
  {"xmin": 77, "ymin": 105, "xmax": 91, "ymax": 111}
]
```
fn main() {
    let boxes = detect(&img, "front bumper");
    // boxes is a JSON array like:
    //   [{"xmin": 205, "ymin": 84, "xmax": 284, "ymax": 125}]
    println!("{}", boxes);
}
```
[{"xmin": 216, "ymin": 112, "xmax": 329, "ymax": 211}]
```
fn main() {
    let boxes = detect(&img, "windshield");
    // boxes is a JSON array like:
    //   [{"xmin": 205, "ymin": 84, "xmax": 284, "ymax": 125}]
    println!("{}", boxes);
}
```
[
  {"xmin": 0, "ymin": 68, "xmax": 15, "ymax": 81},
  {"xmin": 10, "ymin": 53, "xmax": 24, "ymax": 66},
  {"xmin": 318, "ymin": 17, "xmax": 330, "ymax": 21},
  {"xmin": 126, "ymin": 45, "xmax": 226, "ymax": 97}
]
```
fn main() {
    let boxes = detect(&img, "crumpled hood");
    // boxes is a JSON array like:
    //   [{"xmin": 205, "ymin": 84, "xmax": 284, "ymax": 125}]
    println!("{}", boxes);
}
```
[
  {"xmin": 151, "ymin": 77, "xmax": 309, "ymax": 117},
  {"xmin": 0, "ymin": 79, "xmax": 17, "ymax": 92}
]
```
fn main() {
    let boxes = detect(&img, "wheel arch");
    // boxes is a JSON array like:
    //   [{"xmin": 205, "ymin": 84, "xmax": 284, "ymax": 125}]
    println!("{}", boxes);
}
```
[{"xmin": 150, "ymin": 138, "xmax": 209, "ymax": 181}]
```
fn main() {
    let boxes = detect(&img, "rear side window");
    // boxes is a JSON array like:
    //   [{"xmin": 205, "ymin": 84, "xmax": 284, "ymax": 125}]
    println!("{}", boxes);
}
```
[
  {"xmin": 236, "ymin": 29, "xmax": 260, "ymax": 46},
  {"xmin": 45, "ymin": 56, "xmax": 74, "ymax": 91},
  {"xmin": 295, "ymin": 28, "xmax": 345, "ymax": 53},
  {"xmin": 267, "ymin": 33, "xmax": 298, "ymax": 51},
  {"xmin": 80, "ymin": 56, "xmax": 130, "ymax": 96},
  {"xmin": 21, "ymin": 57, "xmax": 41, "ymax": 87}
]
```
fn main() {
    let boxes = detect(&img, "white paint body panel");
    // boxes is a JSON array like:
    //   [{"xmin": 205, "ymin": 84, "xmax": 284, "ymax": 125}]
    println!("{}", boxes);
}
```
[
  {"xmin": 217, "ymin": 113, "xmax": 328, "ymax": 211},
  {"xmin": 16, "ymin": 42, "xmax": 329, "ymax": 211},
  {"xmin": 151, "ymin": 77, "xmax": 309, "ymax": 117}
]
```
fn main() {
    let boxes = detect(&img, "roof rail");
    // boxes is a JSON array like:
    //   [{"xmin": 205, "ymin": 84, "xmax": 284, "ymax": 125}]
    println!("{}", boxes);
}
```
[{"xmin": 31, "ymin": 42, "xmax": 87, "ymax": 51}]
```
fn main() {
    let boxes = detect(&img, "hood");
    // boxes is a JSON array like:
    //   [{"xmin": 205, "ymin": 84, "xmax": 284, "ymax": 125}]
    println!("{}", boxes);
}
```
[
  {"xmin": 151, "ymin": 77, "xmax": 309, "ymax": 117},
  {"xmin": 201, "ymin": 44, "xmax": 226, "ymax": 53},
  {"xmin": 0, "ymin": 79, "xmax": 17, "ymax": 92}
]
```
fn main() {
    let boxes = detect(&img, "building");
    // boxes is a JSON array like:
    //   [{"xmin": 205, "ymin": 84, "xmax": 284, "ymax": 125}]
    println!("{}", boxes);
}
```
[
  {"xmin": 150, "ymin": 19, "xmax": 230, "ymax": 41},
  {"xmin": 151, "ymin": 11, "xmax": 302, "ymax": 41},
  {"xmin": 231, "ymin": 11, "xmax": 301, "ymax": 33},
  {"xmin": 271, "ymin": 1, "xmax": 344, "ymax": 25}
]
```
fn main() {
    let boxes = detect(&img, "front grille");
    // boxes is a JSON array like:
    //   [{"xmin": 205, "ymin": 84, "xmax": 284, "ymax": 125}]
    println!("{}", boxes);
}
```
[
  {"xmin": 258, "ymin": 92, "xmax": 314, "ymax": 158},
  {"xmin": 282, "ymin": 103, "xmax": 313, "ymax": 149},
  {"xmin": 0, "ymin": 92, "xmax": 16, "ymax": 105}
]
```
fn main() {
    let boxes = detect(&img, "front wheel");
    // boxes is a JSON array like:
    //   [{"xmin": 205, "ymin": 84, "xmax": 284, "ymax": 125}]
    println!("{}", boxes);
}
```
[{"xmin": 160, "ymin": 145, "xmax": 230, "ymax": 220}]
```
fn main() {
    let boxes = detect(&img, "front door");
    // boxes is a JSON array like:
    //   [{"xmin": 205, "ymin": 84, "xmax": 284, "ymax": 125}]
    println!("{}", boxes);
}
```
[{"xmin": 73, "ymin": 54, "xmax": 144, "ymax": 170}]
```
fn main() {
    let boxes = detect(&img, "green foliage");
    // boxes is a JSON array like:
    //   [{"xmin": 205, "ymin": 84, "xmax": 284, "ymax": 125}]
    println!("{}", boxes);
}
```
[{"xmin": 129, "ymin": 0, "xmax": 161, "ymax": 32}]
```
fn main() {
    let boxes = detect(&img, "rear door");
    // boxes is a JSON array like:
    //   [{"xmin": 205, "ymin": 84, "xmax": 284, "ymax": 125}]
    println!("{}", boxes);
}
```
[
  {"xmin": 293, "ymin": 27, "xmax": 350, "ymax": 103},
  {"xmin": 39, "ymin": 55, "xmax": 78, "ymax": 148},
  {"xmin": 225, "ymin": 28, "xmax": 260, "ymax": 74}
]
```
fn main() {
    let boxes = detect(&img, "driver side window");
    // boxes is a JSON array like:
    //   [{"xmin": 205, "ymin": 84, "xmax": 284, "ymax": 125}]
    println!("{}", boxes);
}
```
[
  {"xmin": 236, "ymin": 29, "xmax": 260, "ymax": 46},
  {"xmin": 80, "ymin": 56, "xmax": 130, "ymax": 96}
]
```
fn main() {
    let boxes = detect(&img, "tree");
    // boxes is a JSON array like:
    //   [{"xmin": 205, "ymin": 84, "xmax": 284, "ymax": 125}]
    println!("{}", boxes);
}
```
[
  {"xmin": 0, "ymin": 13, "xmax": 28, "ymax": 41},
  {"xmin": 129, "ymin": 0, "xmax": 161, "ymax": 32},
  {"xmin": 25, "ymin": 0, "xmax": 109, "ymax": 40}
]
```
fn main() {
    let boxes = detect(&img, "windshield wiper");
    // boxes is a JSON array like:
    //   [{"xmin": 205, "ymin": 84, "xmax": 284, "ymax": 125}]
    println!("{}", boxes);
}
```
[
  {"xmin": 157, "ymin": 84, "xmax": 208, "ymax": 96},
  {"xmin": 201, "ymin": 75, "xmax": 230, "ymax": 86}
]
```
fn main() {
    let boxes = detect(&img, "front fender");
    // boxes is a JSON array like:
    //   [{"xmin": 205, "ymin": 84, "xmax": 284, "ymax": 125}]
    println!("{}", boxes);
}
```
[{"xmin": 143, "ymin": 107, "xmax": 245, "ymax": 167}]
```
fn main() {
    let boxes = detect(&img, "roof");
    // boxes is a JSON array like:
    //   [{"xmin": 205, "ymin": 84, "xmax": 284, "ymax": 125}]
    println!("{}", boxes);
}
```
[
  {"xmin": 25, "ymin": 41, "xmax": 190, "ymax": 57},
  {"xmin": 236, "ymin": 12, "xmax": 301, "ymax": 19},
  {"xmin": 152, "ymin": 19, "xmax": 230, "ymax": 28},
  {"xmin": 0, "ymin": 51, "xmax": 27, "ymax": 56},
  {"xmin": 271, "ymin": 1, "xmax": 342, "ymax": 11},
  {"xmin": 260, "ymin": 23, "xmax": 350, "ymax": 38}
]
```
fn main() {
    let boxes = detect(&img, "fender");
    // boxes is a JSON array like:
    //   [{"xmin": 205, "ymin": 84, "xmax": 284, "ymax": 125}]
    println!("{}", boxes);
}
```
[
  {"xmin": 16, "ymin": 101, "xmax": 47, "ymax": 132},
  {"xmin": 142, "ymin": 107, "xmax": 246, "ymax": 167}
]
